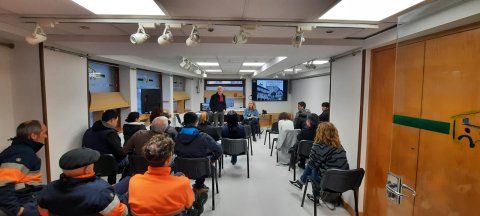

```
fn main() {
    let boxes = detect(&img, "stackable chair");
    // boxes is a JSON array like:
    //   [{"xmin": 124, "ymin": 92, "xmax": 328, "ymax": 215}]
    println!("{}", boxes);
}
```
[
  {"xmin": 220, "ymin": 138, "xmax": 250, "ymax": 178},
  {"xmin": 264, "ymin": 121, "xmax": 279, "ymax": 149}
]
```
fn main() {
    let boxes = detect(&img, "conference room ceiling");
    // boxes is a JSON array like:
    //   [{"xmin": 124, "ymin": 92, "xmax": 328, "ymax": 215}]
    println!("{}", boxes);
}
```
[{"xmin": 0, "ymin": 0, "xmax": 425, "ymax": 77}]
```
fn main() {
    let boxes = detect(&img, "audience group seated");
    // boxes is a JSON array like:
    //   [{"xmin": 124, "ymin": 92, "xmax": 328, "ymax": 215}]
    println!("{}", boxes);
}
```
[{"xmin": 0, "ymin": 98, "xmax": 346, "ymax": 216}]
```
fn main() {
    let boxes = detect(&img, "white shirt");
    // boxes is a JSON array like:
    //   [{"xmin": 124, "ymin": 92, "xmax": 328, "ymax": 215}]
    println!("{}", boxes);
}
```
[{"xmin": 278, "ymin": 120, "xmax": 294, "ymax": 135}]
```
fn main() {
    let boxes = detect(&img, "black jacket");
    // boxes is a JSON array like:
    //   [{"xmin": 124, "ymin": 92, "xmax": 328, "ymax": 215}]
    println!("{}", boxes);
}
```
[
  {"xmin": 122, "ymin": 123, "xmax": 146, "ymax": 143},
  {"xmin": 82, "ymin": 120, "xmax": 126, "ymax": 161},
  {"xmin": 197, "ymin": 122, "xmax": 220, "ymax": 141},
  {"xmin": 174, "ymin": 126, "xmax": 222, "ymax": 161},
  {"xmin": 297, "ymin": 126, "xmax": 317, "ymax": 142},
  {"xmin": 319, "ymin": 110, "xmax": 330, "ymax": 122},
  {"xmin": 209, "ymin": 93, "xmax": 227, "ymax": 112}
]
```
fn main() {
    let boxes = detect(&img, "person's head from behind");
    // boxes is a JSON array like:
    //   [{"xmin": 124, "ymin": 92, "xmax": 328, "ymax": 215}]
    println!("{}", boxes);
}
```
[
  {"xmin": 297, "ymin": 101, "xmax": 306, "ymax": 111},
  {"xmin": 322, "ymin": 102, "xmax": 330, "ymax": 111},
  {"xmin": 217, "ymin": 86, "xmax": 224, "ymax": 95},
  {"xmin": 183, "ymin": 112, "xmax": 198, "ymax": 127},
  {"xmin": 151, "ymin": 116, "xmax": 168, "ymax": 133},
  {"xmin": 16, "ymin": 120, "xmax": 48, "ymax": 144},
  {"xmin": 125, "ymin": 112, "xmax": 140, "ymax": 123},
  {"xmin": 278, "ymin": 112, "xmax": 291, "ymax": 121},
  {"xmin": 248, "ymin": 101, "xmax": 256, "ymax": 110},
  {"xmin": 314, "ymin": 122, "xmax": 341, "ymax": 148},
  {"xmin": 306, "ymin": 113, "xmax": 319, "ymax": 129},
  {"xmin": 226, "ymin": 111, "xmax": 239, "ymax": 128},
  {"xmin": 143, "ymin": 134, "xmax": 175, "ymax": 167},
  {"xmin": 102, "ymin": 109, "xmax": 119, "ymax": 127},
  {"xmin": 59, "ymin": 148, "xmax": 100, "ymax": 178},
  {"xmin": 199, "ymin": 111, "xmax": 209, "ymax": 125}
]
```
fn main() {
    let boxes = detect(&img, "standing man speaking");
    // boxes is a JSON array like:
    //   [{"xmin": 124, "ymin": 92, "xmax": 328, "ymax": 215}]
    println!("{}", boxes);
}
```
[{"xmin": 209, "ymin": 86, "xmax": 227, "ymax": 127}]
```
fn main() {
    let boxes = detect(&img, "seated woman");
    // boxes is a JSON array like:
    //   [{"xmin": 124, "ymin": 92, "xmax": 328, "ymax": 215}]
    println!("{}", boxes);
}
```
[
  {"xmin": 278, "ymin": 112, "xmax": 294, "ymax": 134},
  {"xmin": 197, "ymin": 111, "xmax": 220, "ymax": 141},
  {"xmin": 289, "ymin": 113, "xmax": 319, "ymax": 169},
  {"xmin": 289, "ymin": 122, "xmax": 349, "ymax": 200},
  {"xmin": 129, "ymin": 134, "xmax": 208, "ymax": 215},
  {"xmin": 243, "ymin": 101, "xmax": 260, "ymax": 141},
  {"xmin": 123, "ymin": 112, "xmax": 146, "ymax": 143},
  {"xmin": 222, "ymin": 111, "xmax": 246, "ymax": 165}
]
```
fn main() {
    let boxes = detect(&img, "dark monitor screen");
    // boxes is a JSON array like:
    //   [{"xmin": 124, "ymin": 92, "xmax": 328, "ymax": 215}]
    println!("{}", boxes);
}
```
[
  {"xmin": 252, "ymin": 79, "xmax": 288, "ymax": 101},
  {"xmin": 200, "ymin": 103, "xmax": 210, "ymax": 111},
  {"xmin": 141, "ymin": 89, "xmax": 162, "ymax": 114}
]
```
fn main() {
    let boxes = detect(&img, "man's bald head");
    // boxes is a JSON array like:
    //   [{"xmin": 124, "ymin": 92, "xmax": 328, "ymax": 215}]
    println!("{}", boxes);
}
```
[{"xmin": 151, "ymin": 116, "xmax": 168, "ymax": 133}]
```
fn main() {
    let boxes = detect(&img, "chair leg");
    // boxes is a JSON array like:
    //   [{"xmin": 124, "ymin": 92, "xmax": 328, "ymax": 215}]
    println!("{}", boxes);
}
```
[
  {"xmin": 219, "ymin": 158, "xmax": 222, "ymax": 178},
  {"xmin": 264, "ymin": 132, "xmax": 268, "ymax": 146},
  {"xmin": 314, "ymin": 192, "xmax": 317, "ymax": 216},
  {"xmin": 247, "ymin": 152, "xmax": 250, "ymax": 178},
  {"xmin": 301, "ymin": 179, "xmax": 309, "ymax": 207},
  {"xmin": 276, "ymin": 149, "xmax": 278, "ymax": 163},
  {"xmin": 354, "ymin": 189, "xmax": 359, "ymax": 216},
  {"xmin": 268, "ymin": 133, "xmax": 271, "ymax": 149},
  {"xmin": 270, "ymin": 140, "xmax": 274, "ymax": 156},
  {"xmin": 211, "ymin": 168, "xmax": 215, "ymax": 210},
  {"xmin": 214, "ymin": 162, "xmax": 219, "ymax": 194},
  {"xmin": 250, "ymin": 137, "xmax": 253, "ymax": 156},
  {"xmin": 293, "ymin": 165, "xmax": 296, "ymax": 181}
]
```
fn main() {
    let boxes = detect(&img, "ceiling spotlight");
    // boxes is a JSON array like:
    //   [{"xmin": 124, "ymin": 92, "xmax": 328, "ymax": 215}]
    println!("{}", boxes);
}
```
[
  {"xmin": 282, "ymin": 72, "xmax": 286, "ymax": 76},
  {"xmin": 186, "ymin": 25, "xmax": 200, "ymax": 47},
  {"xmin": 195, "ymin": 68, "xmax": 202, "ymax": 75},
  {"xmin": 179, "ymin": 58, "xmax": 187, "ymax": 68},
  {"xmin": 184, "ymin": 62, "xmax": 192, "ymax": 70},
  {"xmin": 233, "ymin": 28, "xmax": 249, "ymax": 44},
  {"xmin": 202, "ymin": 73, "xmax": 208, "ymax": 78},
  {"xmin": 25, "ymin": 24, "xmax": 47, "ymax": 45},
  {"xmin": 292, "ymin": 28, "xmax": 305, "ymax": 48},
  {"xmin": 130, "ymin": 24, "xmax": 149, "ymax": 44},
  {"xmin": 305, "ymin": 60, "xmax": 317, "ymax": 70},
  {"xmin": 158, "ymin": 25, "xmax": 174, "ymax": 45}
]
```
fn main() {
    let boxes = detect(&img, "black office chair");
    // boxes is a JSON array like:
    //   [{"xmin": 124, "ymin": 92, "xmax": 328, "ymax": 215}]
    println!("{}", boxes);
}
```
[
  {"xmin": 129, "ymin": 154, "xmax": 149, "ymax": 174},
  {"xmin": 173, "ymin": 157, "xmax": 219, "ymax": 210},
  {"xmin": 220, "ymin": 138, "xmax": 250, "ymax": 178},
  {"xmin": 214, "ymin": 126, "xmax": 223, "ymax": 139},
  {"xmin": 264, "ymin": 122, "xmax": 279, "ymax": 149},
  {"xmin": 244, "ymin": 125, "xmax": 253, "ymax": 156},
  {"xmin": 94, "ymin": 155, "xmax": 118, "ymax": 184},
  {"xmin": 301, "ymin": 168, "xmax": 365, "ymax": 216},
  {"xmin": 290, "ymin": 140, "xmax": 314, "ymax": 180}
]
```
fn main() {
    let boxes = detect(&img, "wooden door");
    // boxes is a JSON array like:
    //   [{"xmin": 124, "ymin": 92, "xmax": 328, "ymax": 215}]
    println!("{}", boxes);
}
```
[
  {"xmin": 386, "ymin": 26, "xmax": 480, "ymax": 215},
  {"xmin": 364, "ymin": 45, "xmax": 396, "ymax": 215}
]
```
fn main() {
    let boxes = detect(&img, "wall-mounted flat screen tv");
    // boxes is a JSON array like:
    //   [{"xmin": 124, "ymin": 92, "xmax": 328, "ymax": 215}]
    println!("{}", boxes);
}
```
[{"xmin": 252, "ymin": 79, "xmax": 288, "ymax": 101}]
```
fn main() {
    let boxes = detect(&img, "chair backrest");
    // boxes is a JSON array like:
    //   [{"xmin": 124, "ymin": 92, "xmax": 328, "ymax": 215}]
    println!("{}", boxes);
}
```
[
  {"xmin": 129, "ymin": 154, "xmax": 149, "ymax": 174},
  {"xmin": 94, "ymin": 154, "xmax": 118, "ymax": 177},
  {"xmin": 271, "ymin": 122, "xmax": 279, "ymax": 133},
  {"xmin": 320, "ymin": 168, "xmax": 365, "ymax": 193},
  {"xmin": 244, "ymin": 125, "xmax": 252, "ymax": 138},
  {"xmin": 173, "ymin": 157, "xmax": 211, "ymax": 179},
  {"xmin": 297, "ymin": 140, "xmax": 314, "ymax": 157},
  {"xmin": 214, "ymin": 126, "xmax": 223, "ymax": 139},
  {"xmin": 221, "ymin": 138, "xmax": 248, "ymax": 155}
]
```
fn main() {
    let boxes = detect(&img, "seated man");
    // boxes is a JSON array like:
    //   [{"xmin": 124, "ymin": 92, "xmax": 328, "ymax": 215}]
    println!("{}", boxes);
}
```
[
  {"xmin": 37, "ymin": 148, "xmax": 129, "ymax": 216},
  {"xmin": 293, "ymin": 101, "xmax": 311, "ymax": 129},
  {"xmin": 82, "ymin": 109, "xmax": 128, "ymax": 184},
  {"xmin": 175, "ymin": 112, "xmax": 222, "ymax": 192},
  {"xmin": 0, "ymin": 120, "xmax": 48, "ymax": 216},
  {"xmin": 222, "ymin": 111, "xmax": 246, "ymax": 165},
  {"xmin": 289, "ymin": 113, "xmax": 319, "ymax": 169},
  {"xmin": 129, "ymin": 134, "xmax": 208, "ymax": 215},
  {"xmin": 289, "ymin": 122, "xmax": 349, "ymax": 201},
  {"xmin": 123, "ymin": 116, "xmax": 170, "ymax": 156}
]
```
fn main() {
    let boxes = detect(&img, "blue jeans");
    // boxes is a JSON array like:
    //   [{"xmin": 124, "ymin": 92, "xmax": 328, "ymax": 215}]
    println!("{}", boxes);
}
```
[{"xmin": 299, "ymin": 164, "xmax": 321, "ymax": 196}]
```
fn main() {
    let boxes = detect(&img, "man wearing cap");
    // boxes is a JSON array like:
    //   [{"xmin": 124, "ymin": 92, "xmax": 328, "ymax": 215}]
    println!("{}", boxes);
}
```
[
  {"xmin": 0, "ymin": 120, "xmax": 48, "ymax": 216},
  {"xmin": 129, "ymin": 134, "xmax": 208, "ymax": 215},
  {"xmin": 175, "ymin": 112, "xmax": 222, "ymax": 192},
  {"xmin": 37, "ymin": 148, "xmax": 129, "ymax": 216}
]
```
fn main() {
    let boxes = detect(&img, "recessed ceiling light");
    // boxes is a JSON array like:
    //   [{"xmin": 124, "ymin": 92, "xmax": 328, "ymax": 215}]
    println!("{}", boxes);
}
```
[
  {"xmin": 284, "ymin": 68, "xmax": 302, "ymax": 72},
  {"xmin": 72, "ymin": 0, "xmax": 165, "ymax": 15},
  {"xmin": 197, "ymin": 62, "xmax": 219, "ymax": 66},
  {"xmin": 243, "ymin": 62, "xmax": 265, "ymax": 67},
  {"xmin": 319, "ymin": 0, "xmax": 424, "ymax": 21},
  {"xmin": 239, "ymin": 70, "xmax": 256, "ymax": 73},
  {"xmin": 205, "ymin": 69, "xmax": 222, "ymax": 73}
]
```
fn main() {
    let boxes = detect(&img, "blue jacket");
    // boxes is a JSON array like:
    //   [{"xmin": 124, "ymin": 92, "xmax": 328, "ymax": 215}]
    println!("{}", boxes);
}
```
[
  {"xmin": 243, "ymin": 108, "xmax": 259, "ymax": 120},
  {"xmin": 82, "ymin": 120, "xmax": 126, "ymax": 161},
  {"xmin": 0, "ymin": 138, "xmax": 44, "ymax": 216},
  {"xmin": 37, "ymin": 174, "xmax": 128, "ymax": 216},
  {"xmin": 174, "ymin": 126, "xmax": 222, "ymax": 160}
]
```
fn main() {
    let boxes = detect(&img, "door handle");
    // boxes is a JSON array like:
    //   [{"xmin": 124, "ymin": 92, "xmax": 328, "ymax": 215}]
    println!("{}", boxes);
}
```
[
  {"xmin": 386, "ymin": 172, "xmax": 416, "ymax": 204},
  {"xmin": 386, "ymin": 183, "xmax": 416, "ymax": 198}
]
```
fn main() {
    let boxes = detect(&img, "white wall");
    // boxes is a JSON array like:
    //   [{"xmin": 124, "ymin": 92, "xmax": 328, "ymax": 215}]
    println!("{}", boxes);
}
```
[
  {"xmin": 291, "ymin": 75, "xmax": 331, "ymax": 114},
  {"xmin": 43, "ymin": 48, "xmax": 89, "ymax": 180},
  {"xmin": 330, "ymin": 53, "xmax": 363, "ymax": 209},
  {"xmin": 185, "ymin": 78, "xmax": 204, "ymax": 112},
  {"xmin": 119, "ymin": 67, "xmax": 137, "ymax": 125},
  {"xmin": 0, "ymin": 43, "xmax": 46, "ymax": 182}
]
